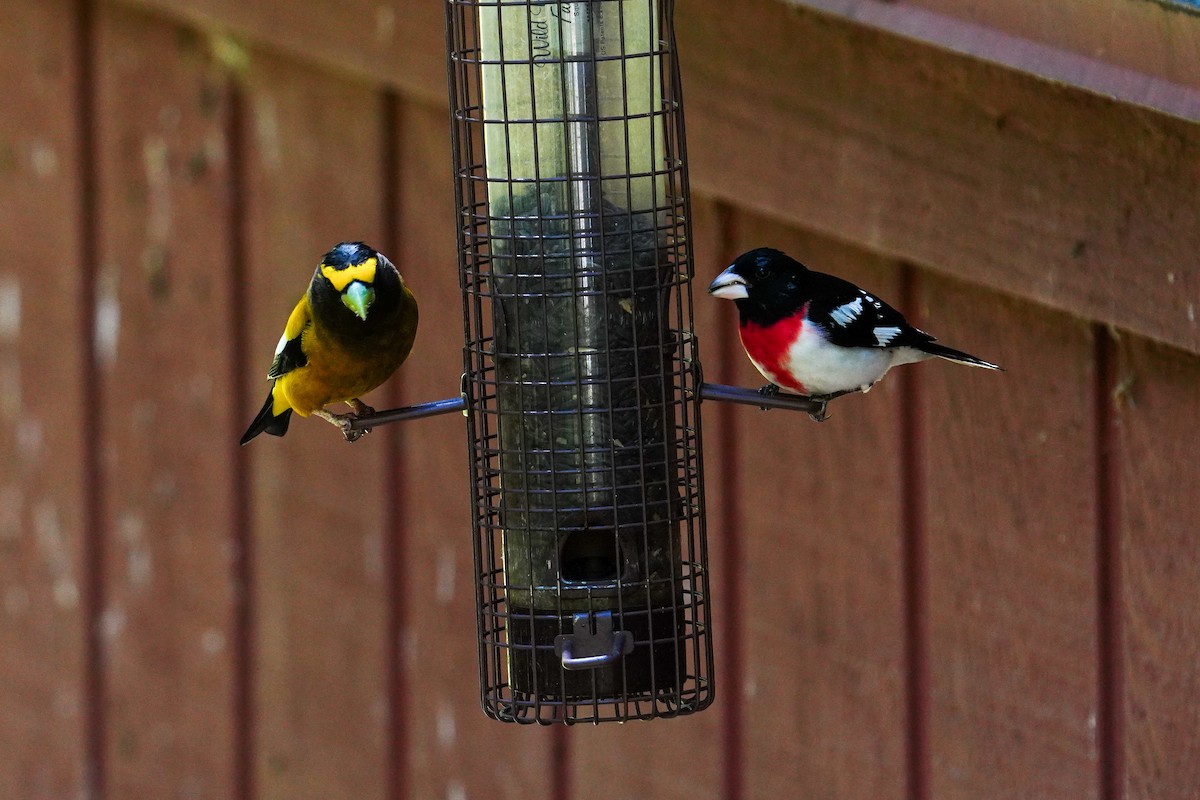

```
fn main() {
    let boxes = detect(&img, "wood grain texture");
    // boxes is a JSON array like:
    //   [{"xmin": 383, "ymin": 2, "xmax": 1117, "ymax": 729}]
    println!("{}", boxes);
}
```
[
  {"xmin": 1116, "ymin": 338, "xmax": 1200, "ymax": 800},
  {"xmin": 241, "ymin": 53, "xmax": 389, "ymax": 800},
  {"xmin": 567, "ymin": 197, "xmax": 727, "ymax": 800},
  {"xmin": 93, "ymin": 8, "xmax": 239, "ymax": 798},
  {"xmin": 724, "ymin": 215, "xmax": 908, "ymax": 800},
  {"xmin": 115, "ymin": 0, "xmax": 1200, "ymax": 355},
  {"xmin": 919, "ymin": 276, "xmax": 1099, "ymax": 799},
  {"xmin": 782, "ymin": 0, "xmax": 1200, "ymax": 122},
  {"xmin": 901, "ymin": 0, "xmax": 1200, "ymax": 93},
  {"xmin": 0, "ymin": 2, "xmax": 88, "ymax": 798},
  {"xmin": 122, "ymin": 0, "xmax": 446, "ymax": 107},
  {"xmin": 394, "ymin": 99, "xmax": 555, "ymax": 800}
]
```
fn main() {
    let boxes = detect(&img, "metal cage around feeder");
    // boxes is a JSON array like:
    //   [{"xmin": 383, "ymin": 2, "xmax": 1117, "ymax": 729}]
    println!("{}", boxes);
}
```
[{"xmin": 446, "ymin": 0, "xmax": 713, "ymax": 723}]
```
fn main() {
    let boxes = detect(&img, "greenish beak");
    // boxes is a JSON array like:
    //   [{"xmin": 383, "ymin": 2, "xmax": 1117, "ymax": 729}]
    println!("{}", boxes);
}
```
[{"xmin": 341, "ymin": 281, "xmax": 375, "ymax": 321}]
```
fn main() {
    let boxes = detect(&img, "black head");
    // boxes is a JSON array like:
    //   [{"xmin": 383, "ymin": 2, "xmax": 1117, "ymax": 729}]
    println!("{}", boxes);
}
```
[
  {"xmin": 322, "ymin": 241, "xmax": 376, "ymax": 271},
  {"xmin": 310, "ymin": 241, "xmax": 404, "ymax": 327},
  {"xmin": 708, "ymin": 247, "xmax": 811, "ymax": 325}
]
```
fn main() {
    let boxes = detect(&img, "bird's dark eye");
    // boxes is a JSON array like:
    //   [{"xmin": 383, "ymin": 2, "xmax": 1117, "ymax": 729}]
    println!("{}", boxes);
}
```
[{"xmin": 754, "ymin": 265, "xmax": 770, "ymax": 279}]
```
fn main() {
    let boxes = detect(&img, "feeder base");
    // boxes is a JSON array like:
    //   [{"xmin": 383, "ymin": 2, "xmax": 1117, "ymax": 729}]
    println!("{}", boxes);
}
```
[{"xmin": 505, "ymin": 604, "xmax": 685, "ymax": 700}]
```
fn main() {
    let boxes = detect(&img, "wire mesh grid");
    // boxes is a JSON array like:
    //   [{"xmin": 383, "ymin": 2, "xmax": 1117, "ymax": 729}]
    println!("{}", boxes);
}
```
[{"xmin": 446, "ymin": 0, "xmax": 713, "ymax": 723}]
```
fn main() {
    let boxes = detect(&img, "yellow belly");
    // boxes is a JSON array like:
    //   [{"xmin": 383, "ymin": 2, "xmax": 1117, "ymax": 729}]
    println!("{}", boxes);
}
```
[{"xmin": 273, "ymin": 319, "xmax": 416, "ymax": 417}]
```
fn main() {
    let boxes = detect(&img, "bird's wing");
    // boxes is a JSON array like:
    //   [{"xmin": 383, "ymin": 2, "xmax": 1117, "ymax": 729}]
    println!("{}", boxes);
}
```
[
  {"xmin": 806, "ymin": 274, "xmax": 933, "ymax": 350},
  {"xmin": 267, "ymin": 294, "xmax": 311, "ymax": 379}
]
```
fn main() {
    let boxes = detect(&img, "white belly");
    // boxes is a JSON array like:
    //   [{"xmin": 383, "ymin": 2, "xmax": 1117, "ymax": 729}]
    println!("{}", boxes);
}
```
[{"xmin": 776, "ymin": 325, "xmax": 906, "ymax": 396}]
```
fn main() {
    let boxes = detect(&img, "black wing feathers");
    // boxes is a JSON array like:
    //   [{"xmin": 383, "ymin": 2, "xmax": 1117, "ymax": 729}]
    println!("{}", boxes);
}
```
[
  {"xmin": 805, "ymin": 272, "xmax": 932, "ymax": 350},
  {"xmin": 267, "ymin": 333, "xmax": 308, "ymax": 379}
]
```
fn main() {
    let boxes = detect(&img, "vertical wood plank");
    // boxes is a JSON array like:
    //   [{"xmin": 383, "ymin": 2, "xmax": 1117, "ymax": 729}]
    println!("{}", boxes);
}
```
[
  {"xmin": 395, "ymin": 99, "xmax": 555, "ymax": 800},
  {"xmin": 726, "ymin": 217, "xmax": 908, "ymax": 800},
  {"xmin": 93, "ymin": 7, "xmax": 238, "ymax": 798},
  {"xmin": 567, "ymin": 197, "xmax": 727, "ymax": 800},
  {"xmin": 919, "ymin": 276, "xmax": 1099, "ymax": 799},
  {"xmin": 242, "ymin": 54, "xmax": 388, "ymax": 800},
  {"xmin": 378, "ymin": 89, "xmax": 408, "ymax": 800},
  {"xmin": 1118, "ymin": 338, "xmax": 1200, "ymax": 800},
  {"xmin": 710, "ymin": 201, "xmax": 745, "ymax": 800},
  {"xmin": 0, "ymin": 2, "xmax": 88, "ymax": 798}
]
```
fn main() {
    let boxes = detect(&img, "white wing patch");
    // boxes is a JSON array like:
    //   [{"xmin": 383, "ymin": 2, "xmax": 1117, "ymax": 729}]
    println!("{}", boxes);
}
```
[
  {"xmin": 830, "ymin": 296, "xmax": 864, "ymax": 326},
  {"xmin": 874, "ymin": 326, "xmax": 902, "ymax": 346},
  {"xmin": 274, "ymin": 331, "xmax": 289, "ymax": 356}
]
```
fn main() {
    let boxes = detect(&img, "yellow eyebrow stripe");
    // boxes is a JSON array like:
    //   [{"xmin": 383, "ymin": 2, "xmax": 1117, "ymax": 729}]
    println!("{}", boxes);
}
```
[{"xmin": 320, "ymin": 257, "xmax": 377, "ymax": 292}]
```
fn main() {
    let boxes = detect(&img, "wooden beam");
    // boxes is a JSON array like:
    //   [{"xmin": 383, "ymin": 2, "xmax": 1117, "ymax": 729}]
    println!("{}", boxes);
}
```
[
  {"xmin": 118, "ymin": 0, "xmax": 1200, "ymax": 355},
  {"xmin": 889, "ymin": 0, "xmax": 1200, "ymax": 98},
  {"xmin": 787, "ymin": 0, "xmax": 1200, "ymax": 122}
]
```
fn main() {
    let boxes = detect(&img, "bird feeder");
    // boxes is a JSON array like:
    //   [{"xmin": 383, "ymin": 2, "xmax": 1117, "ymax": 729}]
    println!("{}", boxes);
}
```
[{"xmin": 446, "ymin": 0, "xmax": 713, "ymax": 723}]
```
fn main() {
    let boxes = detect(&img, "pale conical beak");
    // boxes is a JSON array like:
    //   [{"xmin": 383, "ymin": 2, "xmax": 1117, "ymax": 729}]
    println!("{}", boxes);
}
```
[
  {"xmin": 708, "ymin": 266, "xmax": 749, "ymax": 300},
  {"xmin": 342, "ymin": 281, "xmax": 375, "ymax": 320}
]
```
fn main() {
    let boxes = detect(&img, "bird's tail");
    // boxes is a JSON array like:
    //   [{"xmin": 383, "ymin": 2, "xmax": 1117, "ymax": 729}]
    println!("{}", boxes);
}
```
[
  {"xmin": 918, "ymin": 341, "xmax": 1003, "ymax": 371},
  {"xmin": 240, "ymin": 392, "xmax": 292, "ymax": 445}
]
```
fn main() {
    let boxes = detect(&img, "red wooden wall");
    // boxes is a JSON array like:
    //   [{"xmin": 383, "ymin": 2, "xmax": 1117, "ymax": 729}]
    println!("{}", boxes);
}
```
[{"xmin": 3, "ymin": 1, "xmax": 1198, "ymax": 799}]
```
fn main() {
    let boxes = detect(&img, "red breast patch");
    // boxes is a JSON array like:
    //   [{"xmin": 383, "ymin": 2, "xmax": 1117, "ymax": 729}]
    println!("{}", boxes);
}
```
[{"xmin": 739, "ymin": 302, "xmax": 809, "ymax": 394}]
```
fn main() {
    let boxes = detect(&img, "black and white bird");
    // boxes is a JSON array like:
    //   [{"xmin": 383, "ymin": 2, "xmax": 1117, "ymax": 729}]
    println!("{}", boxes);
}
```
[{"xmin": 709, "ymin": 247, "xmax": 1001, "ymax": 420}]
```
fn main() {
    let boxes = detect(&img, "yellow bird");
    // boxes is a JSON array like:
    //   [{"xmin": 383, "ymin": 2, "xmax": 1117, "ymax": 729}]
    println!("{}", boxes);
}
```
[{"xmin": 241, "ymin": 242, "xmax": 418, "ymax": 444}]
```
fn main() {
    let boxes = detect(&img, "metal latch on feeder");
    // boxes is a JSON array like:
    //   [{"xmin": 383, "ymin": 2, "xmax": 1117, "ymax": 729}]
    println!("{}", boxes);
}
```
[{"xmin": 554, "ymin": 611, "xmax": 634, "ymax": 670}]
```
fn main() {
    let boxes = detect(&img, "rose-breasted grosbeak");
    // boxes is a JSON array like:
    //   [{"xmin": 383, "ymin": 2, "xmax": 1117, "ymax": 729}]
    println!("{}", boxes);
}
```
[{"xmin": 709, "ymin": 247, "xmax": 1001, "ymax": 420}]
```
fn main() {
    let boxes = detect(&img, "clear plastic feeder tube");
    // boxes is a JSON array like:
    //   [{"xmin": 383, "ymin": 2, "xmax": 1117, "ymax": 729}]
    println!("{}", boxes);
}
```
[{"xmin": 478, "ymin": 0, "xmax": 675, "ymax": 615}]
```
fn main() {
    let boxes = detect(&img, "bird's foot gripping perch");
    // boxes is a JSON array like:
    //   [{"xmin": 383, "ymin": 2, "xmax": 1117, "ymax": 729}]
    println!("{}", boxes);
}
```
[
  {"xmin": 755, "ymin": 383, "xmax": 857, "ymax": 422},
  {"xmin": 757, "ymin": 383, "xmax": 830, "ymax": 422},
  {"xmin": 757, "ymin": 383, "xmax": 782, "ymax": 412},
  {"xmin": 801, "ymin": 389, "xmax": 860, "ymax": 423},
  {"xmin": 315, "ymin": 399, "xmax": 376, "ymax": 443},
  {"xmin": 804, "ymin": 395, "xmax": 831, "ymax": 423}
]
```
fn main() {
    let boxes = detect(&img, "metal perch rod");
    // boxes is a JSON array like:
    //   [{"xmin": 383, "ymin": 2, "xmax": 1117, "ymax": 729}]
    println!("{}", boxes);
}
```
[
  {"xmin": 697, "ymin": 383, "xmax": 832, "ymax": 414},
  {"xmin": 347, "ymin": 396, "xmax": 470, "ymax": 430},
  {"xmin": 349, "ymin": 383, "xmax": 829, "ymax": 430}
]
